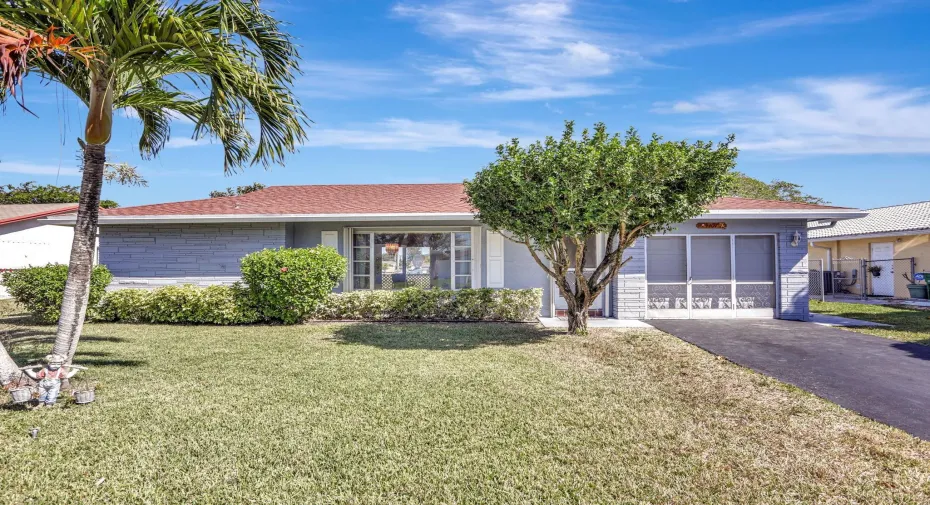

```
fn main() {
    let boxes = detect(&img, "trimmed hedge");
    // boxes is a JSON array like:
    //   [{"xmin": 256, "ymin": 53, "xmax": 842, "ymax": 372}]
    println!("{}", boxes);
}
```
[
  {"xmin": 93, "ymin": 284, "xmax": 260, "ymax": 325},
  {"xmin": 1, "ymin": 264, "xmax": 112, "ymax": 323},
  {"xmin": 309, "ymin": 288, "xmax": 542, "ymax": 322},
  {"xmin": 240, "ymin": 246, "xmax": 347, "ymax": 324},
  {"xmin": 93, "ymin": 286, "xmax": 542, "ymax": 324}
]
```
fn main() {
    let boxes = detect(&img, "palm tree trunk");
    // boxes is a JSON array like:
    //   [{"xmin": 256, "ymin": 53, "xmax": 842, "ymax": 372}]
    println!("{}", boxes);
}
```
[
  {"xmin": 52, "ymin": 143, "xmax": 105, "ymax": 362},
  {"xmin": 0, "ymin": 341, "xmax": 18, "ymax": 385}
]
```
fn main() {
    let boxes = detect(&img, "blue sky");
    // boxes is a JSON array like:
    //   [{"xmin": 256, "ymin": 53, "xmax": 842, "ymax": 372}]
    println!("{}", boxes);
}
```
[{"xmin": 1, "ymin": 0, "xmax": 929, "ymax": 209}]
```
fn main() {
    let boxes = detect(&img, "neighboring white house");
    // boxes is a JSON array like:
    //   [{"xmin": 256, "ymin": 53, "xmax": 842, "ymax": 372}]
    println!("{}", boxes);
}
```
[{"xmin": 0, "ymin": 204, "xmax": 78, "ymax": 298}]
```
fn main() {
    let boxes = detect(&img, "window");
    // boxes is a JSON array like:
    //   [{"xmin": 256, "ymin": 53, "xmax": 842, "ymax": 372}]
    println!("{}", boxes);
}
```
[
  {"xmin": 352, "ymin": 231, "xmax": 472, "ymax": 290},
  {"xmin": 564, "ymin": 235, "xmax": 598, "ymax": 269}
]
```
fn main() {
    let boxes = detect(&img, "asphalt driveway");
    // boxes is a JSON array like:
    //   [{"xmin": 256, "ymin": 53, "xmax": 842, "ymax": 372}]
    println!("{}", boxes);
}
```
[{"xmin": 649, "ymin": 319, "xmax": 930, "ymax": 440}]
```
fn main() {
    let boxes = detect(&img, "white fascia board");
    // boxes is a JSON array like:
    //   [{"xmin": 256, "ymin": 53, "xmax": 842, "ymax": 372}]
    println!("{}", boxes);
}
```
[
  {"xmin": 42, "ymin": 212, "xmax": 478, "ymax": 225},
  {"xmin": 698, "ymin": 209, "xmax": 868, "ymax": 220},
  {"xmin": 810, "ymin": 228, "xmax": 930, "ymax": 243}
]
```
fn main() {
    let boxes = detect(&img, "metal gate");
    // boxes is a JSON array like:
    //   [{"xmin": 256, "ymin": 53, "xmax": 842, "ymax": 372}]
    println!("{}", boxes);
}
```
[
  {"xmin": 864, "ymin": 257, "xmax": 916, "ymax": 298},
  {"xmin": 808, "ymin": 259, "xmax": 825, "ymax": 302},
  {"xmin": 830, "ymin": 258, "xmax": 866, "ymax": 300}
]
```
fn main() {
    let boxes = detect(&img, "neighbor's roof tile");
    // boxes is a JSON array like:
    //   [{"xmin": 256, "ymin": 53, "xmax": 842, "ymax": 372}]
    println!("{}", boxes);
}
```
[{"xmin": 809, "ymin": 200, "xmax": 930, "ymax": 239}]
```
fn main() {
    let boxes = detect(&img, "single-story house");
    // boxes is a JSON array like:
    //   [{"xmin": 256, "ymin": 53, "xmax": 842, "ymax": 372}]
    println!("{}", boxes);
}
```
[
  {"xmin": 809, "ymin": 200, "xmax": 930, "ymax": 298},
  {"xmin": 46, "ymin": 183, "xmax": 865, "ymax": 320},
  {"xmin": 0, "ymin": 203, "xmax": 79, "ymax": 298}
]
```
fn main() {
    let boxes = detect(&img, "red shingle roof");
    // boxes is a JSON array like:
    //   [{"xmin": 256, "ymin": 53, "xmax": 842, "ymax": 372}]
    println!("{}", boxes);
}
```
[
  {"xmin": 101, "ymin": 184, "xmax": 473, "ymax": 216},
  {"xmin": 0, "ymin": 203, "xmax": 79, "ymax": 225},
  {"xmin": 707, "ymin": 197, "xmax": 849, "ymax": 211},
  {"xmin": 100, "ymin": 183, "xmax": 852, "ymax": 217}
]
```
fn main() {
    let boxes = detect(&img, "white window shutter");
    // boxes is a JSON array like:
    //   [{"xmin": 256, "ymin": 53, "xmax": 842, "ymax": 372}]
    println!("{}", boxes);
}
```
[
  {"xmin": 487, "ymin": 231, "xmax": 505, "ymax": 288},
  {"xmin": 470, "ymin": 226, "xmax": 482, "ymax": 288},
  {"xmin": 321, "ymin": 231, "xmax": 339, "ymax": 251}
]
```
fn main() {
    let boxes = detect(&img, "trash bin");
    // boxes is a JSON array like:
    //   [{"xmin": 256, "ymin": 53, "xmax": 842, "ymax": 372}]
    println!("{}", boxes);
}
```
[{"xmin": 910, "ymin": 273, "xmax": 930, "ymax": 299}]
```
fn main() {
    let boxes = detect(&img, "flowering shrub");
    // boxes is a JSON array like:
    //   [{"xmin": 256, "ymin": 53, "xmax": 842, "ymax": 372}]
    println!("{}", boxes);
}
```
[{"xmin": 240, "ymin": 246, "xmax": 347, "ymax": 324}]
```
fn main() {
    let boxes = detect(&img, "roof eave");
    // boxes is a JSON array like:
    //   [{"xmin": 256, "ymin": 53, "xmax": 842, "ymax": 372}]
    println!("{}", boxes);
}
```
[
  {"xmin": 700, "ymin": 209, "xmax": 868, "ymax": 220},
  {"xmin": 43, "ymin": 212, "xmax": 478, "ymax": 225},
  {"xmin": 0, "ymin": 206, "xmax": 79, "ymax": 226}
]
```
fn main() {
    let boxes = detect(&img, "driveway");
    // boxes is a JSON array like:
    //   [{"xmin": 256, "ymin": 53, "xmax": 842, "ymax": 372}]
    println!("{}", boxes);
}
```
[{"xmin": 649, "ymin": 319, "xmax": 930, "ymax": 440}]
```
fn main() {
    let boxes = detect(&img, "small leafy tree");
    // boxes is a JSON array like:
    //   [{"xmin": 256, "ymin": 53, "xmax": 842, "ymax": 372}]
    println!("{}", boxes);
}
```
[
  {"xmin": 465, "ymin": 121, "xmax": 738, "ymax": 334},
  {"xmin": 731, "ymin": 172, "xmax": 826, "ymax": 205},
  {"xmin": 209, "ymin": 182, "xmax": 266, "ymax": 198}
]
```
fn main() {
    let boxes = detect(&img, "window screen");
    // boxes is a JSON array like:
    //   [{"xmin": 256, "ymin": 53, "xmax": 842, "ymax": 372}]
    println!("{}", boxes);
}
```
[
  {"xmin": 647, "ymin": 237, "xmax": 687, "ymax": 283},
  {"xmin": 691, "ymin": 236, "xmax": 732, "ymax": 282},
  {"xmin": 735, "ymin": 236, "xmax": 775, "ymax": 282}
]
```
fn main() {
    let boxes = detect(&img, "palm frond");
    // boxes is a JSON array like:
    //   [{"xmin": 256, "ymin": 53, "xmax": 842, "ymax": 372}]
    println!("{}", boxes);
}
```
[{"xmin": 1, "ymin": 0, "xmax": 308, "ymax": 172}]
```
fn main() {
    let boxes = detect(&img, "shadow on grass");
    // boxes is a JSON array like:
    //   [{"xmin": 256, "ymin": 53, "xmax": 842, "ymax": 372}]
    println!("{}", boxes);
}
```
[{"xmin": 328, "ymin": 322, "xmax": 560, "ymax": 351}]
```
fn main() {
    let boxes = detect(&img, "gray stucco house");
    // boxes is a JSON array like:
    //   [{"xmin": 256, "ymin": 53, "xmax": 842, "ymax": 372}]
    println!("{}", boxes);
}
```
[{"xmin": 48, "ymin": 183, "xmax": 864, "ymax": 321}]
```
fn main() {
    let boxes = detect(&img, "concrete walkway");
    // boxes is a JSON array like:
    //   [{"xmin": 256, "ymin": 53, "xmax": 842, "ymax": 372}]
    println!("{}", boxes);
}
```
[
  {"xmin": 809, "ymin": 313, "xmax": 893, "ymax": 328},
  {"xmin": 649, "ymin": 319, "xmax": 930, "ymax": 440},
  {"xmin": 537, "ymin": 317, "xmax": 654, "ymax": 329}
]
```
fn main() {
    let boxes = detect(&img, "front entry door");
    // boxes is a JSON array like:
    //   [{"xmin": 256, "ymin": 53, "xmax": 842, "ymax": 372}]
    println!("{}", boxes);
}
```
[{"xmin": 870, "ymin": 242, "xmax": 895, "ymax": 297}]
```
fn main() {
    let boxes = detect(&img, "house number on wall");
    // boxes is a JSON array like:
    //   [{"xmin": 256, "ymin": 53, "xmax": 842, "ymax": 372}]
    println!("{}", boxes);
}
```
[{"xmin": 696, "ymin": 222, "xmax": 728, "ymax": 230}]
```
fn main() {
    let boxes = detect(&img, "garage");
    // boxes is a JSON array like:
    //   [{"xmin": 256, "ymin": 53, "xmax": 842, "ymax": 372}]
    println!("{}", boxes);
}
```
[{"xmin": 646, "ymin": 234, "xmax": 777, "ymax": 319}]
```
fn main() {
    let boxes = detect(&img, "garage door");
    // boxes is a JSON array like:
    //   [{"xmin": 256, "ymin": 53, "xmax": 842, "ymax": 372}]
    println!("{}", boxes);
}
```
[{"xmin": 646, "ymin": 235, "xmax": 776, "ymax": 319}]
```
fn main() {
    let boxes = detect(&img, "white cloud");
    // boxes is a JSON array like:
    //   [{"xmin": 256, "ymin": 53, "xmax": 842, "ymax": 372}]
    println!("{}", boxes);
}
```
[
  {"xmin": 652, "ymin": 1, "xmax": 908, "ymax": 53},
  {"xmin": 165, "ymin": 137, "xmax": 212, "ymax": 149},
  {"xmin": 296, "ymin": 61, "xmax": 410, "ymax": 99},
  {"xmin": 302, "ymin": 118, "xmax": 508, "ymax": 150},
  {"xmin": 393, "ymin": 0, "xmax": 626, "ymax": 101},
  {"xmin": 481, "ymin": 83, "xmax": 612, "ymax": 101},
  {"xmin": 428, "ymin": 65, "xmax": 485, "ymax": 86},
  {"xmin": 0, "ymin": 161, "xmax": 79, "ymax": 176},
  {"xmin": 658, "ymin": 77, "xmax": 930, "ymax": 155}
]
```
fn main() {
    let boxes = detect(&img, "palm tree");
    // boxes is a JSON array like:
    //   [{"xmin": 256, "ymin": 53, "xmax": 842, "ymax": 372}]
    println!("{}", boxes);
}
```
[{"xmin": 0, "ymin": 0, "xmax": 307, "ymax": 378}]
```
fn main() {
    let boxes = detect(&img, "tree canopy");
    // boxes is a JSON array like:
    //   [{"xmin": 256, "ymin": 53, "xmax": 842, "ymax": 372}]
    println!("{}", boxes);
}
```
[
  {"xmin": 1, "ymin": 181, "xmax": 118, "ymax": 208},
  {"xmin": 731, "ymin": 172, "xmax": 826, "ymax": 205},
  {"xmin": 465, "ymin": 121, "xmax": 738, "ymax": 333},
  {"xmin": 209, "ymin": 182, "xmax": 266, "ymax": 198}
]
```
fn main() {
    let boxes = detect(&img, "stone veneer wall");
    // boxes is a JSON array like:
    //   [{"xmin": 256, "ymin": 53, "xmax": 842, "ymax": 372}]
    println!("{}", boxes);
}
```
[
  {"xmin": 611, "ymin": 238, "xmax": 647, "ymax": 319},
  {"xmin": 99, "ymin": 223, "xmax": 285, "ymax": 289}
]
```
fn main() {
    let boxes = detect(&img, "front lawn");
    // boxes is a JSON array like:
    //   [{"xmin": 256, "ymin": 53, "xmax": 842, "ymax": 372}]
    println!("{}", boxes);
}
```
[
  {"xmin": 2, "ymin": 300, "xmax": 929, "ymax": 504},
  {"xmin": 811, "ymin": 300, "xmax": 930, "ymax": 346}
]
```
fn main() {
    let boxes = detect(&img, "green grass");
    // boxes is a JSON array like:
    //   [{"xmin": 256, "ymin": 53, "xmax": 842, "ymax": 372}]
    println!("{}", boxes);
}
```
[
  {"xmin": 811, "ymin": 300, "xmax": 930, "ymax": 345},
  {"xmin": 2, "ymin": 299, "xmax": 930, "ymax": 504}
]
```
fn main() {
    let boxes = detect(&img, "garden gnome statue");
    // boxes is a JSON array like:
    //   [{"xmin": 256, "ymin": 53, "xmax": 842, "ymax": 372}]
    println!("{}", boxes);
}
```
[{"xmin": 22, "ymin": 354, "xmax": 83, "ymax": 407}]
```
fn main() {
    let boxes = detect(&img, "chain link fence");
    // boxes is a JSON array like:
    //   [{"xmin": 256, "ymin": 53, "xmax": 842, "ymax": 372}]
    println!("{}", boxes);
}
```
[
  {"xmin": 809, "ymin": 257, "xmax": 919, "ymax": 301},
  {"xmin": 808, "ymin": 259, "xmax": 825, "ymax": 302},
  {"xmin": 864, "ymin": 258, "xmax": 916, "ymax": 298}
]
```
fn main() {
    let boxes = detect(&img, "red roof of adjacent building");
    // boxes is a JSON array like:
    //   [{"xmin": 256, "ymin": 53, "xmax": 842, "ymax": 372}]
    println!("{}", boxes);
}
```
[
  {"xmin": 0, "ymin": 203, "xmax": 80, "ymax": 226},
  {"xmin": 98, "ymin": 183, "xmax": 851, "ymax": 217}
]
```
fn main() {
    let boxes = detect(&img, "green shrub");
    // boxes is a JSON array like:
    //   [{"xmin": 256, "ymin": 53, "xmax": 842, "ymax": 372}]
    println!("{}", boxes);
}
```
[
  {"xmin": 240, "ymin": 246, "xmax": 347, "ymax": 324},
  {"xmin": 93, "ymin": 284, "xmax": 260, "ymax": 325},
  {"xmin": 309, "ymin": 288, "xmax": 542, "ymax": 322},
  {"xmin": 1, "ymin": 264, "xmax": 112, "ymax": 323},
  {"xmin": 93, "ymin": 288, "xmax": 152, "ymax": 323}
]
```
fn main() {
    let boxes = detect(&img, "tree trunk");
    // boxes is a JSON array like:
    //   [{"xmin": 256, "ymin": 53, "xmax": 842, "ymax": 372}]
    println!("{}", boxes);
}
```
[
  {"xmin": 0, "ymin": 341, "xmax": 18, "ymax": 385},
  {"xmin": 566, "ymin": 308, "xmax": 588, "ymax": 335},
  {"xmin": 52, "ymin": 143, "xmax": 105, "ymax": 362}
]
